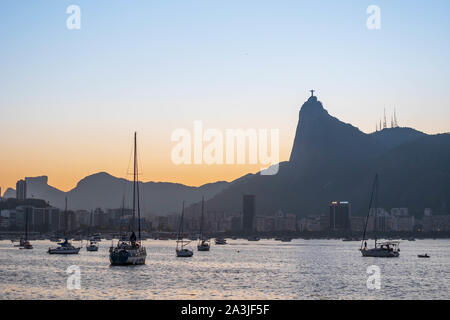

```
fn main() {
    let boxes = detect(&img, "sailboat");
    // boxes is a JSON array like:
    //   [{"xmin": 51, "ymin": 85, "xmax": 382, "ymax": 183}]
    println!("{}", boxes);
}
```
[
  {"xmin": 19, "ymin": 208, "xmax": 33, "ymax": 250},
  {"xmin": 215, "ymin": 237, "xmax": 227, "ymax": 245},
  {"xmin": 86, "ymin": 240, "xmax": 99, "ymax": 252},
  {"xmin": 197, "ymin": 197, "xmax": 210, "ymax": 252},
  {"xmin": 86, "ymin": 210, "xmax": 98, "ymax": 251},
  {"xmin": 109, "ymin": 132, "xmax": 147, "ymax": 265},
  {"xmin": 48, "ymin": 198, "xmax": 81, "ymax": 254},
  {"xmin": 176, "ymin": 202, "xmax": 193, "ymax": 257},
  {"xmin": 48, "ymin": 238, "xmax": 81, "ymax": 254},
  {"xmin": 360, "ymin": 174, "xmax": 400, "ymax": 258}
]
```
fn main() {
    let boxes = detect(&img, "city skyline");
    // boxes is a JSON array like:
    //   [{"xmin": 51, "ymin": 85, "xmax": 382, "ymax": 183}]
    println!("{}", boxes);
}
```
[{"xmin": 1, "ymin": 1, "xmax": 450, "ymax": 193}]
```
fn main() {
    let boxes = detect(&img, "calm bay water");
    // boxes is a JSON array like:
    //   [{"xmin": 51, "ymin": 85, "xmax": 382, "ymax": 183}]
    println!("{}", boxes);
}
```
[{"xmin": 0, "ymin": 239, "xmax": 449, "ymax": 300}]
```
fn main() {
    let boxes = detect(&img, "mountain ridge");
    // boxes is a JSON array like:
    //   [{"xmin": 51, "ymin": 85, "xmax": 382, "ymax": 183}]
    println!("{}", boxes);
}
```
[
  {"xmin": 2, "ymin": 172, "xmax": 230, "ymax": 215},
  {"xmin": 201, "ymin": 95, "xmax": 450, "ymax": 217},
  {"xmin": 3, "ymin": 95, "xmax": 449, "ymax": 217}
]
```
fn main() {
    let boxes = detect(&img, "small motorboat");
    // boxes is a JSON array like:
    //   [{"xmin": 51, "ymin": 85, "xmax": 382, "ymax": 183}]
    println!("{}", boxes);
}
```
[
  {"xmin": 19, "ymin": 240, "xmax": 33, "ymax": 249},
  {"xmin": 418, "ymin": 254, "xmax": 430, "ymax": 258},
  {"xmin": 215, "ymin": 238, "xmax": 227, "ymax": 245},
  {"xmin": 86, "ymin": 240, "xmax": 99, "ymax": 252},
  {"xmin": 176, "ymin": 248, "xmax": 194, "ymax": 257},
  {"xmin": 48, "ymin": 238, "xmax": 81, "ymax": 254},
  {"xmin": 197, "ymin": 240, "xmax": 210, "ymax": 251},
  {"xmin": 13, "ymin": 237, "xmax": 26, "ymax": 247}
]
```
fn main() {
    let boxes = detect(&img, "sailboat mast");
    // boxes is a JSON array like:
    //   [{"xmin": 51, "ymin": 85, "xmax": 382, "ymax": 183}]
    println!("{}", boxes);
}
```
[
  {"xmin": 178, "ymin": 202, "xmax": 185, "ymax": 240},
  {"xmin": 200, "ymin": 197, "xmax": 204, "ymax": 240},
  {"xmin": 137, "ymin": 156, "xmax": 141, "ymax": 242},
  {"xmin": 25, "ymin": 208, "xmax": 29, "ymax": 241},
  {"xmin": 120, "ymin": 195, "xmax": 125, "ymax": 237},
  {"xmin": 132, "ymin": 132, "xmax": 137, "ymax": 233},
  {"xmin": 361, "ymin": 174, "xmax": 378, "ymax": 249},
  {"xmin": 88, "ymin": 210, "xmax": 92, "ymax": 237},
  {"xmin": 64, "ymin": 197, "xmax": 68, "ymax": 237}
]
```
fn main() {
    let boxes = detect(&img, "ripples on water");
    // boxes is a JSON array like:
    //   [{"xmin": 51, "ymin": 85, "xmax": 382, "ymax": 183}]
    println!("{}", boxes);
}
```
[{"xmin": 0, "ymin": 239, "xmax": 449, "ymax": 299}]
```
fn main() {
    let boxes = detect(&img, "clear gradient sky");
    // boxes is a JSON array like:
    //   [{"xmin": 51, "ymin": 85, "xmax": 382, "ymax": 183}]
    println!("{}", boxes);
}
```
[{"xmin": 1, "ymin": 0, "xmax": 449, "ymax": 193}]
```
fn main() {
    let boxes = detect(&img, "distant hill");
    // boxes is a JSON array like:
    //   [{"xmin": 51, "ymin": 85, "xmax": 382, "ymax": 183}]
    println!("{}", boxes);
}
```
[
  {"xmin": 201, "ymin": 95, "xmax": 450, "ymax": 217},
  {"xmin": 2, "ymin": 173, "xmax": 230, "ymax": 215}
]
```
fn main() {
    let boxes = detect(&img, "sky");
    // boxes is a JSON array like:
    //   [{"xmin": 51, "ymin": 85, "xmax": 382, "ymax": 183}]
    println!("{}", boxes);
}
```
[{"xmin": 1, "ymin": 0, "xmax": 449, "ymax": 193}]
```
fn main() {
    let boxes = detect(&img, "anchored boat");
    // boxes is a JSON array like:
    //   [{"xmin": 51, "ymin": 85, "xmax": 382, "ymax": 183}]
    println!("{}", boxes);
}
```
[
  {"xmin": 17, "ymin": 208, "xmax": 33, "ymax": 249},
  {"xmin": 109, "ymin": 132, "xmax": 147, "ymax": 265},
  {"xmin": 86, "ymin": 240, "xmax": 99, "ymax": 252},
  {"xmin": 176, "ymin": 202, "xmax": 193, "ymax": 257},
  {"xmin": 360, "ymin": 174, "xmax": 400, "ymax": 258},
  {"xmin": 215, "ymin": 238, "xmax": 227, "ymax": 245},
  {"xmin": 197, "ymin": 197, "xmax": 210, "ymax": 252},
  {"xmin": 48, "ymin": 238, "xmax": 81, "ymax": 254}
]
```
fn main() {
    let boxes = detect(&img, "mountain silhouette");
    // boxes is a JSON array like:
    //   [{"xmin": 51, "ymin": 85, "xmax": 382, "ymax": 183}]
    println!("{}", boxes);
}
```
[
  {"xmin": 4, "ymin": 94, "xmax": 449, "ymax": 218},
  {"xmin": 202, "ymin": 94, "xmax": 450, "ymax": 217},
  {"xmin": 3, "ymin": 173, "xmax": 229, "ymax": 215}
]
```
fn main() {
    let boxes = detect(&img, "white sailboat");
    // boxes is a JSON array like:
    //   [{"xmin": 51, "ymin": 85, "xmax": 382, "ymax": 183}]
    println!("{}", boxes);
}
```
[
  {"xmin": 215, "ymin": 238, "xmax": 227, "ymax": 245},
  {"xmin": 360, "ymin": 174, "xmax": 400, "ymax": 258},
  {"xmin": 48, "ymin": 198, "xmax": 81, "ymax": 254},
  {"xmin": 48, "ymin": 238, "xmax": 81, "ymax": 254},
  {"xmin": 176, "ymin": 202, "xmax": 193, "ymax": 257},
  {"xmin": 19, "ymin": 209, "xmax": 33, "ymax": 250},
  {"xmin": 86, "ymin": 240, "xmax": 99, "ymax": 251},
  {"xmin": 86, "ymin": 211, "xmax": 98, "ymax": 251},
  {"xmin": 197, "ymin": 197, "xmax": 210, "ymax": 252},
  {"xmin": 109, "ymin": 132, "xmax": 147, "ymax": 265}
]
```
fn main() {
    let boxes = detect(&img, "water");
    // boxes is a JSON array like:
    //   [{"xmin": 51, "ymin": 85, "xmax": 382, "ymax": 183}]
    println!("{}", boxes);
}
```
[{"xmin": 0, "ymin": 239, "xmax": 449, "ymax": 299}]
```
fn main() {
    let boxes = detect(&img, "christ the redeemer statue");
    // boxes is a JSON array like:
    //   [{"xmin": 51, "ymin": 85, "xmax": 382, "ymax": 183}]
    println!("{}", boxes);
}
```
[{"xmin": 310, "ymin": 90, "xmax": 315, "ymax": 97}]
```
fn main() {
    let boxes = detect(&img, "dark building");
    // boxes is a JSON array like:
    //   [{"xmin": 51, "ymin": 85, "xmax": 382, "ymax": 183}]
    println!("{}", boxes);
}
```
[
  {"xmin": 50, "ymin": 208, "xmax": 60, "ymax": 231},
  {"xmin": 16, "ymin": 179, "xmax": 27, "ymax": 200},
  {"xmin": 60, "ymin": 210, "xmax": 69, "ymax": 232},
  {"xmin": 243, "ymin": 195, "xmax": 256, "ymax": 234},
  {"xmin": 231, "ymin": 216, "xmax": 242, "ymax": 232},
  {"xmin": 329, "ymin": 201, "xmax": 351, "ymax": 230},
  {"xmin": 93, "ymin": 208, "xmax": 108, "ymax": 228},
  {"xmin": 15, "ymin": 206, "xmax": 33, "ymax": 230},
  {"xmin": 33, "ymin": 207, "xmax": 45, "ymax": 231}
]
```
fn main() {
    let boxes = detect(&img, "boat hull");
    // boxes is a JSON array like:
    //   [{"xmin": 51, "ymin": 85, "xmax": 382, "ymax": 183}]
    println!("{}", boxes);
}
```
[
  {"xmin": 48, "ymin": 248, "xmax": 81, "ymax": 254},
  {"xmin": 197, "ymin": 244, "xmax": 210, "ymax": 251},
  {"xmin": 109, "ymin": 249, "xmax": 146, "ymax": 265},
  {"xmin": 176, "ymin": 249, "xmax": 193, "ymax": 257},
  {"xmin": 361, "ymin": 248, "xmax": 399, "ymax": 258}
]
